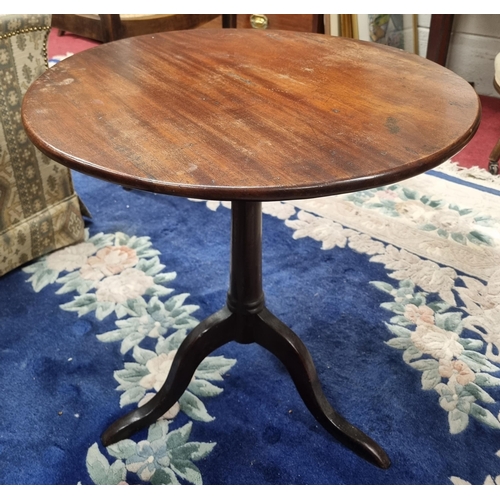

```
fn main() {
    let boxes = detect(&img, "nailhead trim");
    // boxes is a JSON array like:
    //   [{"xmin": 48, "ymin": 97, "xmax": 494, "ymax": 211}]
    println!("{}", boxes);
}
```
[
  {"xmin": 0, "ymin": 25, "xmax": 50, "ymax": 39},
  {"xmin": 0, "ymin": 25, "xmax": 51, "ymax": 68}
]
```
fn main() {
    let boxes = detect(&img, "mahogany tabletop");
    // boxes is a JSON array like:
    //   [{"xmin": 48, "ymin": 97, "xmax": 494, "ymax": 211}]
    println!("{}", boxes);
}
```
[{"xmin": 22, "ymin": 29, "xmax": 481, "ymax": 201}]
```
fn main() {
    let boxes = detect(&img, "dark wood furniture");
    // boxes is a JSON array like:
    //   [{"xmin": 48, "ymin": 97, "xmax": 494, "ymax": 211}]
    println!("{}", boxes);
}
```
[
  {"xmin": 22, "ymin": 30, "xmax": 480, "ymax": 470},
  {"xmin": 235, "ymin": 14, "xmax": 324, "ymax": 33},
  {"xmin": 489, "ymin": 140, "xmax": 500, "ymax": 174},
  {"xmin": 137, "ymin": 14, "xmax": 323, "ymax": 33},
  {"xmin": 426, "ymin": 14, "xmax": 455, "ymax": 66},
  {"xmin": 489, "ymin": 76, "xmax": 500, "ymax": 174},
  {"xmin": 51, "ymin": 14, "xmax": 223, "ymax": 42},
  {"xmin": 424, "ymin": 14, "xmax": 500, "ymax": 175}
]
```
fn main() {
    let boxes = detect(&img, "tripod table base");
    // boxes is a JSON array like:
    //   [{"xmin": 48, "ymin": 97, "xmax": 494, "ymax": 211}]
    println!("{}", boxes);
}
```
[{"xmin": 101, "ymin": 201, "xmax": 390, "ymax": 470}]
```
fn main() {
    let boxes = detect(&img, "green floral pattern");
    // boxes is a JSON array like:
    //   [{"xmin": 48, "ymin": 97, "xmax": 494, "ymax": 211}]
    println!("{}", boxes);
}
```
[
  {"xmin": 86, "ymin": 421, "xmax": 215, "ymax": 485},
  {"xmin": 372, "ymin": 278, "xmax": 500, "ymax": 434},
  {"xmin": 282, "ymin": 203, "xmax": 500, "ymax": 434},
  {"xmin": 196, "ymin": 179, "xmax": 500, "ymax": 437},
  {"xmin": 114, "ymin": 331, "xmax": 235, "ymax": 422},
  {"xmin": 344, "ymin": 183, "xmax": 497, "ymax": 247},
  {"xmin": 23, "ymin": 229, "xmax": 236, "ymax": 485},
  {"xmin": 22, "ymin": 166, "xmax": 500, "ymax": 483}
]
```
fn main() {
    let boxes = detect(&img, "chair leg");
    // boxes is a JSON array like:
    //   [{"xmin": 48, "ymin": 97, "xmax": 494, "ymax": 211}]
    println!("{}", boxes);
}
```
[{"xmin": 489, "ymin": 138, "xmax": 500, "ymax": 175}]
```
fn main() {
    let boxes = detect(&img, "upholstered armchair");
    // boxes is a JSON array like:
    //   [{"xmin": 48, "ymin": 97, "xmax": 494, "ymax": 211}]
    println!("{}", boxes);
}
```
[{"xmin": 0, "ymin": 14, "xmax": 88, "ymax": 276}]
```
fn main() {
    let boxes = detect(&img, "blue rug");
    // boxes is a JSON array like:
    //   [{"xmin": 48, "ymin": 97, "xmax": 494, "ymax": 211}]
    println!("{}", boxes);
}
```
[{"xmin": 2, "ymin": 162, "xmax": 500, "ymax": 485}]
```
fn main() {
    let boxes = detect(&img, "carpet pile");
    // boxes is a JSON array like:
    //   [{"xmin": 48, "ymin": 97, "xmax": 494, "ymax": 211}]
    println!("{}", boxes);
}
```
[{"xmin": 2, "ymin": 160, "xmax": 500, "ymax": 484}]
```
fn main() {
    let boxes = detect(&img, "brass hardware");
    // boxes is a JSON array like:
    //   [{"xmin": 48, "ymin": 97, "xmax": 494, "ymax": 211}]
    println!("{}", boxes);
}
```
[{"xmin": 250, "ymin": 14, "xmax": 268, "ymax": 29}]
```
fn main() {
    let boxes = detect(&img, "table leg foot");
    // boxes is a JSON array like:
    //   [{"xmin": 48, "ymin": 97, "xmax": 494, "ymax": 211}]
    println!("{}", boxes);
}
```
[
  {"xmin": 101, "ymin": 306, "xmax": 236, "ymax": 447},
  {"xmin": 253, "ymin": 307, "xmax": 391, "ymax": 469}
]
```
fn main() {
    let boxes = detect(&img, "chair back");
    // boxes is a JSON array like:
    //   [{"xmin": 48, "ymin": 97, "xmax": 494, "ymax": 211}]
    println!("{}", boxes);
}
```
[{"xmin": 0, "ymin": 14, "xmax": 86, "ymax": 276}]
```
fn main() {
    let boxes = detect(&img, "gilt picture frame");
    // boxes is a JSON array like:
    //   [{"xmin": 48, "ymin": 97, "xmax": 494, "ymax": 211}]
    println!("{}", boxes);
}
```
[{"xmin": 328, "ymin": 14, "xmax": 419, "ymax": 55}]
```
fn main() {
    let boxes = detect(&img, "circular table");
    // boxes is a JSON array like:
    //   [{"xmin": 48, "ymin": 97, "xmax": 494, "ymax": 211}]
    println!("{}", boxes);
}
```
[{"xmin": 22, "ymin": 29, "xmax": 480, "ymax": 470}]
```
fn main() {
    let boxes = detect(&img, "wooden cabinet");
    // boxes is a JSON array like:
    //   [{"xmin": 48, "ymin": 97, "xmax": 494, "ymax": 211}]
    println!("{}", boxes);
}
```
[
  {"xmin": 200, "ymin": 14, "xmax": 324, "ymax": 33},
  {"xmin": 236, "ymin": 14, "xmax": 324, "ymax": 33}
]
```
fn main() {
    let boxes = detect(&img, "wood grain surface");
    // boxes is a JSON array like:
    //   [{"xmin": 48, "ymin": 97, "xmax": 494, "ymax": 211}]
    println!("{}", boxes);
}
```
[{"xmin": 22, "ymin": 29, "xmax": 481, "ymax": 201}]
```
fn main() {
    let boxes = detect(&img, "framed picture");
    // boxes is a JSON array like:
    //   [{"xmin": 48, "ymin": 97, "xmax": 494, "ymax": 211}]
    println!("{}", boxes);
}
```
[{"xmin": 326, "ymin": 14, "xmax": 419, "ymax": 55}]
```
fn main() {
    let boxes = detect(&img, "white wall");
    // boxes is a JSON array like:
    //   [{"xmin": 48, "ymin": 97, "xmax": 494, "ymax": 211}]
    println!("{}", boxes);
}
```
[{"xmin": 418, "ymin": 14, "xmax": 500, "ymax": 97}]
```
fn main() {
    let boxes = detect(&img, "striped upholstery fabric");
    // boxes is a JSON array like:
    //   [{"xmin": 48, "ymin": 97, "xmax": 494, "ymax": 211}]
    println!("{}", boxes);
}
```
[{"xmin": 0, "ymin": 14, "xmax": 88, "ymax": 276}]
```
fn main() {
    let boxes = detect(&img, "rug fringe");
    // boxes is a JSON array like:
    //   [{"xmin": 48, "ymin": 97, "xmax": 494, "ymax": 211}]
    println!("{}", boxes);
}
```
[{"xmin": 434, "ymin": 159, "xmax": 500, "ymax": 189}]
